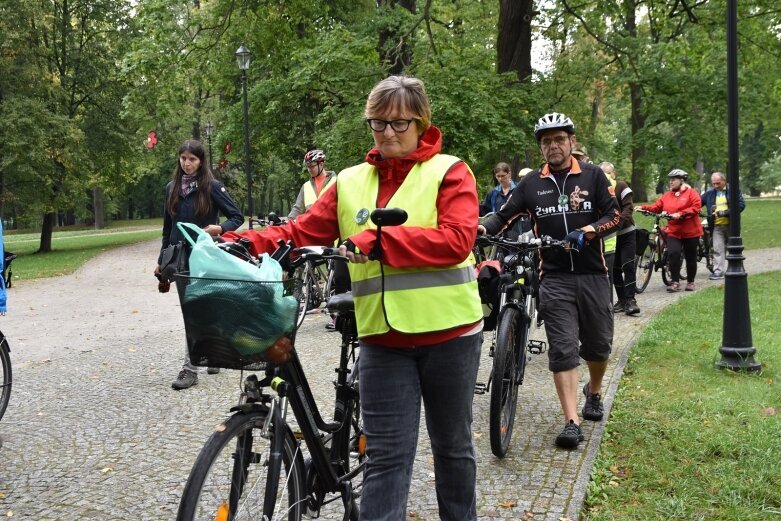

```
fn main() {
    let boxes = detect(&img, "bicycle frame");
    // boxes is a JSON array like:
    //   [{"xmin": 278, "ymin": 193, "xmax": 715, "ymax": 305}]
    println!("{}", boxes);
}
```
[{"xmin": 227, "ymin": 323, "xmax": 359, "ymax": 520}]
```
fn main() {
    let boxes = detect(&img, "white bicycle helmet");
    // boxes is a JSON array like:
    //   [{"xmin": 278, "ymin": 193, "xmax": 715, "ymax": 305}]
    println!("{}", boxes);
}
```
[
  {"xmin": 303, "ymin": 149, "xmax": 326, "ymax": 165},
  {"xmin": 667, "ymin": 168, "xmax": 688, "ymax": 179},
  {"xmin": 533, "ymin": 112, "xmax": 575, "ymax": 141}
]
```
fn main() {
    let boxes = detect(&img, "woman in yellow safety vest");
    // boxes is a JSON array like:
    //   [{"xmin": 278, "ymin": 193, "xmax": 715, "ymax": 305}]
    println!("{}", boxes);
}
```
[{"xmin": 224, "ymin": 75, "xmax": 483, "ymax": 521}]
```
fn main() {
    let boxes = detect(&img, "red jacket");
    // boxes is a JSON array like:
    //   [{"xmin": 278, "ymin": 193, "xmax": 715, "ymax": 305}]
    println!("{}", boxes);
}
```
[
  {"xmin": 641, "ymin": 185, "xmax": 703, "ymax": 239},
  {"xmin": 223, "ymin": 126, "xmax": 480, "ymax": 347}
]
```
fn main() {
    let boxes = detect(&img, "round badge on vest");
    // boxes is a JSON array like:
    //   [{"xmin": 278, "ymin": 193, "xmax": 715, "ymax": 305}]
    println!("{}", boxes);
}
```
[
  {"xmin": 355, "ymin": 208, "xmax": 370, "ymax": 225},
  {"xmin": 557, "ymin": 194, "xmax": 568, "ymax": 206}
]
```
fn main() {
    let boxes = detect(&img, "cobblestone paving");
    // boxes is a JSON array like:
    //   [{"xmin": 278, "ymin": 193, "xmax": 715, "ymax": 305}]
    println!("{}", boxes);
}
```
[{"xmin": 0, "ymin": 240, "xmax": 776, "ymax": 520}]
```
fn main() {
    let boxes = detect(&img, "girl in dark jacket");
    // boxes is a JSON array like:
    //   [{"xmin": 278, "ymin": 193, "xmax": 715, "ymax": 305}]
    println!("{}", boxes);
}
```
[{"xmin": 155, "ymin": 139, "xmax": 244, "ymax": 390}]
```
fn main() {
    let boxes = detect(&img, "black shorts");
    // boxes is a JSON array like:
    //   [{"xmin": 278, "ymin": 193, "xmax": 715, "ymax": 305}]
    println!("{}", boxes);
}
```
[{"xmin": 538, "ymin": 272, "xmax": 613, "ymax": 373}]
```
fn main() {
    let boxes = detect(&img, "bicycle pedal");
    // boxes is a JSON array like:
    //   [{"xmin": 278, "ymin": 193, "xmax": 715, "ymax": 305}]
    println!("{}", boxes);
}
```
[
  {"xmin": 527, "ymin": 340, "xmax": 547, "ymax": 354},
  {"xmin": 474, "ymin": 382, "xmax": 488, "ymax": 395}
]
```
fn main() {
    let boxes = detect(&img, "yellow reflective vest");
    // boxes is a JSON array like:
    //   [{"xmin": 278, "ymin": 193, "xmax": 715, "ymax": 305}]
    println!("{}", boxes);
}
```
[
  {"xmin": 603, "ymin": 173, "xmax": 617, "ymax": 254},
  {"xmin": 303, "ymin": 175, "xmax": 336, "ymax": 210},
  {"xmin": 336, "ymin": 154, "xmax": 483, "ymax": 337}
]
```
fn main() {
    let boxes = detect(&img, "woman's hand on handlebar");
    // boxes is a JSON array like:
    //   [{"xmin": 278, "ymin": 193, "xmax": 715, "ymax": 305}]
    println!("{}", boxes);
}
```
[
  {"xmin": 477, "ymin": 224, "xmax": 487, "ymax": 236},
  {"xmin": 338, "ymin": 239, "xmax": 369, "ymax": 264}
]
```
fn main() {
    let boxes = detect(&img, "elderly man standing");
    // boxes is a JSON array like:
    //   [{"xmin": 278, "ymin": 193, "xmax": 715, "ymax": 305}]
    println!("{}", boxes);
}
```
[{"xmin": 700, "ymin": 171, "xmax": 745, "ymax": 280}]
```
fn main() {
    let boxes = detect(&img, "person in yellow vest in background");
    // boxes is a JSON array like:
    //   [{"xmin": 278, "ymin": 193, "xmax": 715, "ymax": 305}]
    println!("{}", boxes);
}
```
[
  {"xmin": 288, "ymin": 149, "xmax": 336, "ymax": 220},
  {"xmin": 223, "ymin": 75, "xmax": 484, "ymax": 520},
  {"xmin": 600, "ymin": 161, "xmax": 640, "ymax": 315},
  {"xmin": 701, "ymin": 171, "xmax": 745, "ymax": 280}
]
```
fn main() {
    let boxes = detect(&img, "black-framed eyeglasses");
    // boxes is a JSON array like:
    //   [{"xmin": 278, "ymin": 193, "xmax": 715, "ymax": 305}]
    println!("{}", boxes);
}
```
[{"xmin": 366, "ymin": 118, "xmax": 415, "ymax": 133}]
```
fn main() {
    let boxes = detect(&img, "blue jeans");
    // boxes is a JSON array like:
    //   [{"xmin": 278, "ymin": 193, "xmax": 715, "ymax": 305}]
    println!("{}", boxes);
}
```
[{"xmin": 358, "ymin": 333, "xmax": 482, "ymax": 521}]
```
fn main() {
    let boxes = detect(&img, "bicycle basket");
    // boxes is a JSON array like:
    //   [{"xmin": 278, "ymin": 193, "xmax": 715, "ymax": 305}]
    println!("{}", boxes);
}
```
[
  {"xmin": 635, "ymin": 228, "xmax": 650, "ymax": 256},
  {"xmin": 174, "ymin": 274, "xmax": 299, "ymax": 370}
]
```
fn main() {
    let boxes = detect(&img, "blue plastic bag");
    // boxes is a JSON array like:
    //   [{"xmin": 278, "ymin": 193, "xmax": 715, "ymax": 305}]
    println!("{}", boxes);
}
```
[{"xmin": 177, "ymin": 222, "xmax": 263, "ymax": 281}]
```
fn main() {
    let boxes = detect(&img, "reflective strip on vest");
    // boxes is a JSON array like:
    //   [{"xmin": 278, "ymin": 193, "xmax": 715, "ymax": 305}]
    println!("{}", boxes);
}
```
[
  {"xmin": 351, "ymin": 265, "xmax": 475, "ymax": 298},
  {"xmin": 336, "ymin": 154, "xmax": 483, "ymax": 337}
]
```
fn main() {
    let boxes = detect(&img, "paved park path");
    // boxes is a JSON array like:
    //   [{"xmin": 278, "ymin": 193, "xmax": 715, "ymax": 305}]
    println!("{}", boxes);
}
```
[{"xmin": 0, "ymin": 239, "xmax": 777, "ymax": 520}]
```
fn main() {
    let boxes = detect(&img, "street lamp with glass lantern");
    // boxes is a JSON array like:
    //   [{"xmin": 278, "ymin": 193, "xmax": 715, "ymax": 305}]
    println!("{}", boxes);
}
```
[
  {"xmin": 204, "ymin": 121, "xmax": 214, "ymax": 172},
  {"xmin": 235, "ymin": 44, "xmax": 254, "ymax": 217}
]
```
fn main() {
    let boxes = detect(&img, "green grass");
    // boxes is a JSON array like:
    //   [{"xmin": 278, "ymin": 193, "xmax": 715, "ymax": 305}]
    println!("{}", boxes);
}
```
[
  {"xmin": 4, "ymin": 219, "xmax": 162, "ymax": 281},
  {"xmin": 633, "ymin": 197, "xmax": 781, "ymax": 249},
  {"xmin": 584, "ymin": 271, "xmax": 781, "ymax": 520}
]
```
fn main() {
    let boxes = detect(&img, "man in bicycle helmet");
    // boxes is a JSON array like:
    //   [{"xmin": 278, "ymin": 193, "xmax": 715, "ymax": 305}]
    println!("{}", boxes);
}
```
[
  {"xmin": 479, "ymin": 111, "xmax": 621, "ymax": 449},
  {"xmin": 288, "ymin": 149, "xmax": 336, "ymax": 220}
]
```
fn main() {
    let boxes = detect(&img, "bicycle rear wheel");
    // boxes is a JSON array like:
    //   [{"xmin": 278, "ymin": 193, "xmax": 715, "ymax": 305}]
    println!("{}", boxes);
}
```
[
  {"xmin": 293, "ymin": 265, "xmax": 311, "ymax": 328},
  {"xmin": 489, "ymin": 307, "xmax": 527, "ymax": 458},
  {"xmin": 700, "ymin": 232, "xmax": 715, "ymax": 273},
  {"xmin": 177, "ymin": 409, "xmax": 306, "ymax": 521},
  {"xmin": 0, "ymin": 334, "xmax": 11, "ymax": 421},
  {"xmin": 635, "ymin": 242, "xmax": 655, "ymax": 294}
]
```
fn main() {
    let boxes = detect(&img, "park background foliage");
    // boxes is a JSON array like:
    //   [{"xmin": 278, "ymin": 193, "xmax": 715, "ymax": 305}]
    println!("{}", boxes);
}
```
[{"xmin": 1, "ymin": 0, "xmax": 780, "ymax": 252}]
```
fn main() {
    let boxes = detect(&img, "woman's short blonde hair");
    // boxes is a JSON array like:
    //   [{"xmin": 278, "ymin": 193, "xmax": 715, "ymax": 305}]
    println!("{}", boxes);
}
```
[{"xmin": 364, "ymin": 76, "xmax": 432, "ymax": 135}]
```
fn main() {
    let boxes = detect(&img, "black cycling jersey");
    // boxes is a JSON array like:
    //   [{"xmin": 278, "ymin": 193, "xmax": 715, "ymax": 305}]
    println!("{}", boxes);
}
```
[{"xmin": 482, "ymin": 160, "xmax": 620, "ymax": 277}]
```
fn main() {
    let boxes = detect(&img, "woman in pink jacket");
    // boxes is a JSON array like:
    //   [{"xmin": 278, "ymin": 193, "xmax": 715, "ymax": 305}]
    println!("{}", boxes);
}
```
[{"xmin": 640, "ymin": 169, "xmax": 703, "ymax": 292}]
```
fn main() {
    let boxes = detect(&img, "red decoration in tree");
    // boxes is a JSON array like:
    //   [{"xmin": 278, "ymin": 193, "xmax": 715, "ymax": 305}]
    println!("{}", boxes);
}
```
[
  {"xmin": 145, "ymin": 131, "xmax": 158, "ymax": 149},
  {"xmin": 218, "ymin": 159, "xmax": 229, "ymax": 169},
  {"xmin": 224, "ymin": 141, "xmax": 232, "ymax": 154}
]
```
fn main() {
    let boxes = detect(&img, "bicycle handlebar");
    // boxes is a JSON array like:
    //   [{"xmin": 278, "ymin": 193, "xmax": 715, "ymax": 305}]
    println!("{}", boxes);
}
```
[
  {"xmin": 475, "ymin": 234, "xmax": 567, "ymax": 251},
  {"xmin": 635, "ymin": 209, "xmax": 679, "ymax": 220},
  {"xmin": 288, "ymin": 246, "xmax": 348, "ymax": 270}
]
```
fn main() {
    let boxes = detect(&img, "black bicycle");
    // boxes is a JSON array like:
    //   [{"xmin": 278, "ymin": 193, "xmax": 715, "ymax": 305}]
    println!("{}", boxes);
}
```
[
  {"xmin": 176, "ymin": 208, "xmax": 406, "ymax": 521},
  {"xmin": 634, "ymin": 209, "xmax": 687, "ymax": 292},
  {"xmin": 0, "ymin": 331, "xmax": 10, "ymax": 422},
  {"xmin": 474, "ymin": 233, "xmax": 566, "ymax": 457},
  {"xmin": 3, "ymin": 252, "xmax": 16, "ymax": 288},
  {"xmin": 697, "ymin": 211, "xmax": 715, "ymax": 274}
]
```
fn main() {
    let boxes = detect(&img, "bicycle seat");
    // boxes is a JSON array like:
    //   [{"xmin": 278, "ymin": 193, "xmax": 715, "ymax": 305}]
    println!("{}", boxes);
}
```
[{"xmin": 326, "ymin": 291, "xmax": 354, "ymax": 314}]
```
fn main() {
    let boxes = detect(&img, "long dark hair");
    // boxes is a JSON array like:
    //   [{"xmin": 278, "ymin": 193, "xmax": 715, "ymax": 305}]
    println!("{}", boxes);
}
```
[{"xmin": 166, "ymin": 140, "xmax": 215, "ymax": 218}]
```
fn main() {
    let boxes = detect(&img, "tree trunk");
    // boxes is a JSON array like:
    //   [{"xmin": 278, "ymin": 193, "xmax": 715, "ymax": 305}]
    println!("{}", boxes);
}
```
[
  {"xmin": 624, "ymin": 2, "xmax": 648, "ymax": 202},
  {"xmin": 630, "ymin": 82, "xmax": 647, "ymax": 201},
  {"xmin": 378, "ymin": 0, "xmax": 416, "ymax": 74},
  {"xmin": 40, "ymin": 211, "xmax": 55, "ymax": 253},
  {"xmin": 93, "ymin": 187, "xmax": 105, "ymax": 229},
  {"xmin": 497, "ymin": 0, "xmax": 536, "ymax": 81}
]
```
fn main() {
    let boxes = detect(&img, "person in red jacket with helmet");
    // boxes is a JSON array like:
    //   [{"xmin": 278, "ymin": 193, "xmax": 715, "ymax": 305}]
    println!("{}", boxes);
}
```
[{"xmin": 640, "ymin": 168, "xmax": 703, "ymax": 292}]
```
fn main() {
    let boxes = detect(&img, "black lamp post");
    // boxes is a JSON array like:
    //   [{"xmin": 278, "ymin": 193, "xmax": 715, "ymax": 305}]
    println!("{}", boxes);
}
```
[
  {"xmin": 204, "ymin": 121, "xmax": 214, "ymax": 172},
  {"xmin": 235, "ymin": 44, "xmax": 254, "ymax": 218},
  {"xmin": 716, "ymin": 0, "xmax": 760, "ymax": 372}
]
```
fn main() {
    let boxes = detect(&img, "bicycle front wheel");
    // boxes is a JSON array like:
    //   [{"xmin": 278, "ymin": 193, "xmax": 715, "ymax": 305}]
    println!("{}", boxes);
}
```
[
  {"xmin": 177, "ymin": 409, "xmax": 306, "ymax": 521},
  {"xmin": 489, "ymin": 307, "xmax": 527, "ymax": 458},
  {"xmin": 661, "ymin": 251, "xmax": 686, "ymax": 287},
  {"xmin": 635, "ymin": 242, "xmax": 655, "ymax": 294},
  {"xmin": 0, "ymin": 334, "xmax": 11, "ymax": 421}
]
